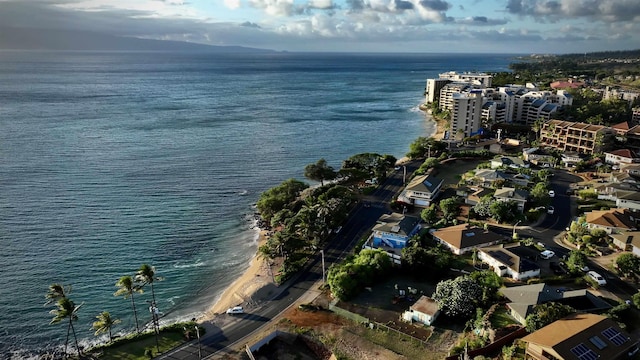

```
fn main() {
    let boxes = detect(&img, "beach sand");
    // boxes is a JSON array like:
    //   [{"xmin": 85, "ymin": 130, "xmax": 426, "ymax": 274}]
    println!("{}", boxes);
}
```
[{"xmin": 198, "ymin": 230, "xmax": 278, "ymax": 322}]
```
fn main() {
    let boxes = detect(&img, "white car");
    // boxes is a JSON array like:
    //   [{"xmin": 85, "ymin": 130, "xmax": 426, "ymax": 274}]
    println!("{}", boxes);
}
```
[
  {"xmin": 587, "ymin": 271, "xmax": 607, "ymax": 286},
  {"xmin": 548, "ymin": 190, "xmax": 555, "ymax": 198},
  {"xmin": 226, "ymin": 306, "xmax": 244, "ymax": 315},
  {"xmin": 547, "ymin": 206, "xmax": 555, "ymax": 214},
  {"xmin": 540, "ymin": 250, "xmax": 555, "ymax": 259}
]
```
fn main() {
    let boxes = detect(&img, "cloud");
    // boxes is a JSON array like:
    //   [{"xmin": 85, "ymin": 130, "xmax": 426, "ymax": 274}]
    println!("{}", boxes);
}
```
[
  {"xmin": 224, "ymin": 0, "xmax": 241, "ymax": 10},
  {"xmin": 419, "ymin": 0, "xmax": 450, "ymax": 12},
  {"xmin": 506, "ymin": 0, "xmax": 640, "ymax": 23},
  {"xmin": 455, "ymin": 16, "xmax": 508, "ymax": 26}
]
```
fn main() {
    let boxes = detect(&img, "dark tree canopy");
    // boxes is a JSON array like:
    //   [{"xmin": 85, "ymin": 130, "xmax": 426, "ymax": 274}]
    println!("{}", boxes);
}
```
[
  {"xmin": 433, "ymin": 275, "xmax": 483, "ymax": 318},
  {"xmin": 327, "ymin": 249, "xmax": 392, "ymax": 301},
  {"xmin": 525, "ymin": 302, "xmax": 576, "ymax": 332},
  {"xmin": 256, "ymin": 178, "xmax": 309, "ymax": 223},
  {"xmin": 304, "ymin": 158, "xmax": 337, "ymax": 186}
]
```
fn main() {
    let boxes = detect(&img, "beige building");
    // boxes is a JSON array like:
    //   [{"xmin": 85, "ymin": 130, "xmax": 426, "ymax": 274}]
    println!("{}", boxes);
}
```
[{"xmin": 539, "ymin": 120, "xmax": 615, "ymax": 154}]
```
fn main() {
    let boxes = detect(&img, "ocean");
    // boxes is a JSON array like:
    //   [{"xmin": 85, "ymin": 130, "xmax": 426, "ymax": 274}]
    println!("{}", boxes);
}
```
[{"xmin": 0, "ymin": 51, "xmax": 514, "ymax": 357}]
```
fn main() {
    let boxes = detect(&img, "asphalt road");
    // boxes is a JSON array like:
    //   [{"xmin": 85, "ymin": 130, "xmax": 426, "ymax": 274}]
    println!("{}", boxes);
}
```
[
  {"xmin": 490, "ymin": 168, "xmax": 637, "ymax": 301},
  {"xmin": 158, "ymin": 161, "xmax": 420, "ymax": 359}
]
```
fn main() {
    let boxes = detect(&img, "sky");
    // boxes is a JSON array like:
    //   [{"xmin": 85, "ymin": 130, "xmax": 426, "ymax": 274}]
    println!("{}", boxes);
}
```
[{"xmin": 1, "ymin": 0, "xmax": 640, "ymax": 53}]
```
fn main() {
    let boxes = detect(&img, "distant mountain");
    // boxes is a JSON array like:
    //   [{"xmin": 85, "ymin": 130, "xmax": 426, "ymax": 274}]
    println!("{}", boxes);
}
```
[{"xmin": 0, "ymin": 27, "xmax": 272, "ymax": 53}]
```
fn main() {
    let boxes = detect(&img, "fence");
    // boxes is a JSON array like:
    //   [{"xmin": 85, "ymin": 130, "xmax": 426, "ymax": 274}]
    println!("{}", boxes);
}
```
[{"xmin": 329, "ymin": 299, "xmax": 430, "ymax": 346}]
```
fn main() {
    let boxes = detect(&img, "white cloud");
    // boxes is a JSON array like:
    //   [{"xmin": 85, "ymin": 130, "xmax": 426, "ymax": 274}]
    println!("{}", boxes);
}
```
[{"xmin": 224, "ymin": 0, "xmax": 241, "ymax": 10}]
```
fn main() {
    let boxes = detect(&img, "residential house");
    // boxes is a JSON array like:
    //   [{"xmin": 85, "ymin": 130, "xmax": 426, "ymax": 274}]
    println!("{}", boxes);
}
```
[
  {"xmin": 402, "ymin": 296, "xmax": 440, "ymax": 326},
  {"xmin": 472, "ymin": 169, "xmax": 511, "ymax": 187},
  {"xmin": 501, "ymin": 284, "xmax": 612, "ymax": 325},
  {"xmin": 584, "ymin": 208, "xmax": 637, "ymax": 234},
  {"xmin": 398, "ymin": 173, "xmax": 444, "ymax": 208},
  {"xmin": 616, "ymin": 191, "xmax": 640, "ymax": 211},
  {"xmin": 621, "ymin": 163, "xmax": 640, "ymax": 176},
  {"xmin": 609, "ymin": 231, "xmax": 640, "ymax": 251},
  {"xmin": 431, "ymin": 224, "xmax": 505, "ymax": 255},
  {"xmin": 522, "ymin": 147, "xmax": 555, "ymax": 167},
  {"xmin": 561, "ymin": 152, "xmax": 583, "ymax": 168},
  {"xmin": 494, "ymin": 187, "xmax": 529, "ymax": 212},
  {"xmin": 490, "ymin": 156, "xmax": 527, "ymax": 169},
  {"xmin": 478, "ymin": 244, "xmax": 540, "ymax": 281},
  {"xmin": 605, "ymin": 149, "xmax": 639, "ymax": 168},
  {"xmin": 463, "ymin": 187, "xmax": 493, "ymax": 206},
  {"xmin": 522, "ymin": 313, "xmax": 639, "ymax": 360},
  {"xmin": 370, "ymin": 213, "xmax": 421, "ymax": 249}
]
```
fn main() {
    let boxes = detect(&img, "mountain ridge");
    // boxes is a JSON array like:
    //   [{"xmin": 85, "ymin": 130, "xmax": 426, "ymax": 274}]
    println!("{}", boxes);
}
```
[{"xmin": 0, "ymin": 27, "xmax": 273, "ymax": 53}]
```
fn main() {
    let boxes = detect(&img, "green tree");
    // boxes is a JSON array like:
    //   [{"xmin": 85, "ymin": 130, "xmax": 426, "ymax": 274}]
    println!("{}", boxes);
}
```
[
  {"xmin": 530, "ymin": 182, "xmax": 551, "ymax": 206},
  {"xmin": 50, "ymin": 297, "xmax": 83, "ymax": 356},
  {"xmin": 256, "ymin": 179, "xmax": 309, "ymax": 223},
  {"xmin": 327, "ymin": 249, "xmax": 391, "ymax": 301},
  {"xmin": 114, "ymin": 275, "xmax": 142, "ymax": 333},
  {"xmin": 303, "ymin": 158, "xmax": 336, "ymax": 186},
  {"xmin": 470, "ymin": 270, "xmax": 503, "ymax": 305},
  {"xmin": 473, "ymin": 195, "xmax": 494, "ymax": 218},
  {"xmin": 489, "ymin": 200, "xmax": 519, "ymax": 223},
  {"xmin": 433, "ymin": 275, "xmax": 483, "ymax": 318},
  {"xmin": 420, "ymin": 205, "xmax": 438, "ymax": 225},
  {"xmin": 525, "ymin": 302, "xmax": 575, "ymax": 332},
  {"xmin": 615, "ymin": 253, "xmax": 640, "ymax": 278},
  {"xmin": 632, "ymin": 292, "xmax": 640, "ymax": 309},
  {"xmin": 566, "ymin": 250, "xmax": 588, "ymax": 274},
  {"xmin": 440, "ymin": 197, "xmax": 460, "ymax": 220},
  {"xmin": 92, "ymin": 311, "xmax": 121, "ymax": 343}
]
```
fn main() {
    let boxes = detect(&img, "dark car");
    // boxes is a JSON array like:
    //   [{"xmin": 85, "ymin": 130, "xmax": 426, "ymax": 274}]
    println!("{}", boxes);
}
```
[{"xmin": 549, "ymin": 261, "xmax": 566, "ymax": 275}]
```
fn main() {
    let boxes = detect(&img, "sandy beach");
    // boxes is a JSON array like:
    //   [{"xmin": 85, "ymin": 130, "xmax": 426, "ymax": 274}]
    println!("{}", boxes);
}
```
[
  {"xmin": 198, "ymin": 105, "xmax": 444, "ymax": 325},
  {"xmin": 198, "ymin": 230, "xmax": 279, "ymax": 322}
]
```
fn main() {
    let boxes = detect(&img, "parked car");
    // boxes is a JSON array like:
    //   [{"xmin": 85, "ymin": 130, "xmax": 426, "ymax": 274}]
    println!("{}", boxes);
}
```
[
  {"xmin": 540, "ymin": 250, "xmax": 555, "ymax": 259},
  {"xmin": 548, "ymin": 190, "xmax": 555, "ymax": 197},
  {"xmin": 549, "ymin": 262, "xmax": 565, "ymax": 275},
  {"xmin": 587, "ymin": 271, "xmax": 607, "ymax": 286},
  {"xmin": 226, "ymin": 306, "xmax": 244, "ymax": 315},
  {"xmin": 547, "ymin": 206, "xmax": 555, "ymax": 214}
]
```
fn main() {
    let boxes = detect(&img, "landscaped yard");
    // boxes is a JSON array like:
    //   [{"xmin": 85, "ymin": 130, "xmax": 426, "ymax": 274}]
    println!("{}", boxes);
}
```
[{"xmin": 433, "ymin": 158, "xmax": 487, "ymax": 186}]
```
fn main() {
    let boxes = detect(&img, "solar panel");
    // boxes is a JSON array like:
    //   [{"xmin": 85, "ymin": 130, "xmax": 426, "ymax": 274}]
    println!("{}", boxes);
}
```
[
  {"xmin": 571, "ymin": 344, "xmax": 598, "ymax": 360},
  {"xmin": 602, "ymin": 327, "xmax": 628, "ymax": 346}
]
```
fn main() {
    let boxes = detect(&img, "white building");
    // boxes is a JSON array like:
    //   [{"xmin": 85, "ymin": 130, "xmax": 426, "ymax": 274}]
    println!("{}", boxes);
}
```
[
  {"xmin": 451, "ymin": 90, "xmax": 483, "ymax": 138},
  {"xmin": 438, "ymin": 71, "xmax": 492, "ymax": 88}
]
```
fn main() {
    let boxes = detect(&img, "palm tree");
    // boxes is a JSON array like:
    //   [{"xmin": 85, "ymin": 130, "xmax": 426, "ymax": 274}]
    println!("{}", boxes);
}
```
[
  {"xmin": 92, "ymin": 311, "xmax": 121, "ymax": 343},
  {"xmin": 114, "ymin": 275, "xmax": 142, "ymax": 333},
  {"xmin": 135, "ymin": 264, "xmax": 162, "ymax": 307},
  {"xmin": 45, "ymin": 283, "xmax": 71, "ymax": 305},
  {"xmin": 136, "ymin": 264, "xmax": 162, "ymax": 352},
  {"xmin": 50, "ymin": 297, "xmax": 83, "ymax": 356}
]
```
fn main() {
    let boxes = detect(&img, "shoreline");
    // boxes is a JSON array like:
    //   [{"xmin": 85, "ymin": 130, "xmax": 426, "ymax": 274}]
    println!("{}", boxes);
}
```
[
  {"xmin": 198, "ymin": 229, "xmax": 278, "ymax": 322},
  {"xmin": 197, "ymin": 104, "xmax": 444, "ymax": 326}
]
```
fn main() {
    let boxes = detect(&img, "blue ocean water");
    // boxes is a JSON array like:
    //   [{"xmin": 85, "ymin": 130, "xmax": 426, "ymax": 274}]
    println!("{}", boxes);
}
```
[{"xmin": 0, "ymin": 51, "xmax": 513, "ymax": 357}]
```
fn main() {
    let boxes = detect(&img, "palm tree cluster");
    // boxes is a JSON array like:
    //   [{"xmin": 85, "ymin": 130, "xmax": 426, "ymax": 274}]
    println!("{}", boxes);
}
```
[{"xmin": 45, "ymin": 263, "xmax": 163, "ymax": 356}]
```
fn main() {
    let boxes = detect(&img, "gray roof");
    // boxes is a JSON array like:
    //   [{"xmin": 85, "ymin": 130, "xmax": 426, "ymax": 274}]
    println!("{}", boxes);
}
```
[
  {"xmin": 373, "ymin": 213, "xmax": 420, "ymax": 237},
  {"xmin": 405, "ymin": 173, "xmax": 443, "ymax": 194},
  {"xmin": 494, "ymin": 187, "xmax": 529, "ymax": 201}
]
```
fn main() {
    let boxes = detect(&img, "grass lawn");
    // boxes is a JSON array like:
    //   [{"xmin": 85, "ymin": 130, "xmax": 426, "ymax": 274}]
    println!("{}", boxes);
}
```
[
  {"xmin": 91, "ymin": 331, "xmax": 186, "ymax": 360},
  {"xmin": 434, "ymin": 158, "xmax": 486, "ymax": 187}
]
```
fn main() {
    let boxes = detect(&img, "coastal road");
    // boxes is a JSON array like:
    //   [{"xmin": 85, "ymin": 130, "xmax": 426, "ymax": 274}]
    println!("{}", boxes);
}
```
[{"xmin": 157, "ymin": 161, "xmax": 420, "ymax": 359}]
